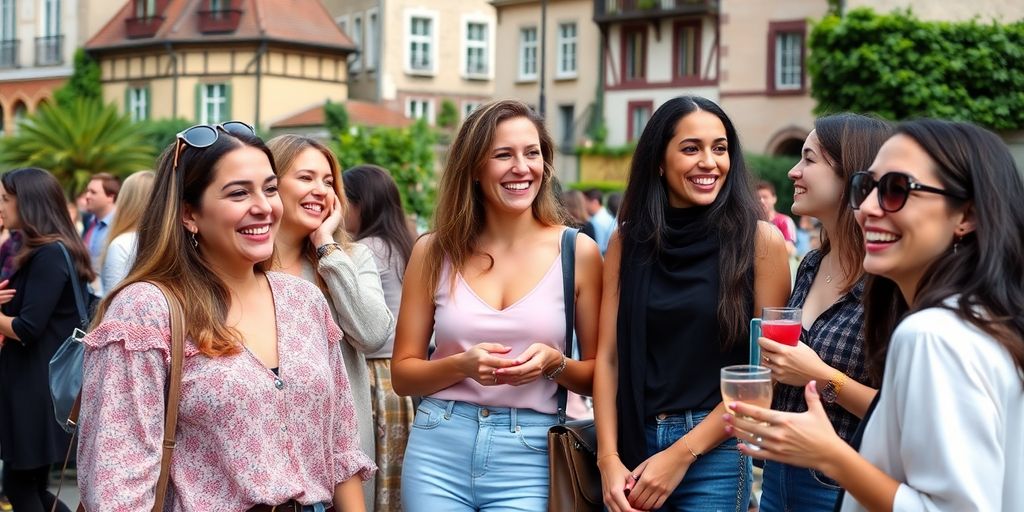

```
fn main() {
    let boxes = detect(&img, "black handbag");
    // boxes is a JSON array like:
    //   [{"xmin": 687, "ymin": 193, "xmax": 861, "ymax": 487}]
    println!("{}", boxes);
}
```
[
  {"xmin": 48, "ymin": 242, "xmax": 98, "ymax": 433},
  {"xmin": 547, "ymin": 228, "xmax": 602, "ymax": 512}
]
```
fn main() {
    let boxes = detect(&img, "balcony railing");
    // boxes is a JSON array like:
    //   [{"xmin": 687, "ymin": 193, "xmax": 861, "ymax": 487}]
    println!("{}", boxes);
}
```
[
  {"xmin": 0, "ymin": 39, "xmax": 18, "ymax": 69},
  {"xmin": 126, "ymin": 15, "xmax": 166, "ymax": 38},
  {"xmin": 594, "ymin": 0, "xmax": 716, "ymax": 23},
  {"xmin": 35, "ymin": 35, "xmax": 63, "ymax": 66},
  {"xmin": 198, "ymin": 8, "xmax": 243, "ymax": 34}
]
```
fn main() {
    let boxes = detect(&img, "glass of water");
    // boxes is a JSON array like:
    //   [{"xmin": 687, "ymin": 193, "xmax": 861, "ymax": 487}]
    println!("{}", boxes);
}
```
[{"xmin": 721, "ymin": 364, "xmax": 773, "ymax": 450}]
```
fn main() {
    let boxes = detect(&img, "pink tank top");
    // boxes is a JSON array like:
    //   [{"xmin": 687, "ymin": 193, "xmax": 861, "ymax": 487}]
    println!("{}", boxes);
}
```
[{"xmin": 430, "ymin": 254, "xmax": 566, "ymax": 414}]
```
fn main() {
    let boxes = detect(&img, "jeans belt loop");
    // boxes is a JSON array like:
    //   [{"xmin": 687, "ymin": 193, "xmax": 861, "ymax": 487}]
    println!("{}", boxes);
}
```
[
  {"xmin": 510, "ymin": 407, "xmax": 518, "ymax": 433},
  {"xmin": 444, "ymin": 399, "xmax": 455, "ymax": 420},
  {"xmin": 685, "ymin": 409, "xmax": 694, "ymax": 429}
]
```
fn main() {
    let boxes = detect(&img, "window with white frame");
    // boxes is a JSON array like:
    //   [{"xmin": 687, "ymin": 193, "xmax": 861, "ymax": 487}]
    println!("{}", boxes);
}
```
[
  {"xmin": 42, "ymin": 0, "xmax": 59, "ymax": 36},
  {"xmin": 0, "ymin": 0, "xmax": 15, "ymax": 68},
  {"xmin": 623, "ymin": 27, "xmax": 645, "ymax": 82},
  {"xmin": 366, "ymin": 10, "xmax": 378, "ymax": 70},
  {"xmin": 134, "ymin": 0, "xmax": 156, "ymax": 18},
  {"xmin": 128, "ymin": 87, "xmax": 148, "ymax": 122},
  {"xmin": 408, "ymin": 15, "xmax": 434, "ymax": 73},
  {"xmin": 201, "ymin": 84, "xmax": 228, "ymax": 125},
  {"xmin": 406, "ymin": 98, "xmax": 432, "ymax": 124},
  {"xmin": 628, "ymin": 102, "xmax": 652, "ymax": 142},
  {"xmin": 519, "ymin": 27, "xmax": 538, "ymax": 80},
  {"xmin": 556, "ymin": 22, "xmax": 577, "ymax": 78},
  {"xmin": 350, "ymin": 14, "xmax": 363, "ymax": 70},
  {"xmin": 465, "ymin": 21, "xmax": 488, "ymax": 78},
  {"xmin": 463, "ymin": 101, "xmax": 480, "ymax": 119},
  {"xmin": 774, "ymin": 31, "xmax": 802, "ymax": 90}
]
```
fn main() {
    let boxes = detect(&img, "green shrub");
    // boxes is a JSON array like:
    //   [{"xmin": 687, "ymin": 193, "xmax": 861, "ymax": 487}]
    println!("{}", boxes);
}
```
[{"xmin": 747, "ymin": 153, "xmax": 797, "ymax": 219}]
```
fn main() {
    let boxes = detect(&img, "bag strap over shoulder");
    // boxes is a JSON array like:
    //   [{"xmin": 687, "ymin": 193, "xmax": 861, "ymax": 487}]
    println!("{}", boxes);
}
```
[
  {"xmin": 54, "ymin": 242, "xmax": 88, "ymax": 327},
  {"xmin": 150, "ymin": 282, "xmax": 186, "ymax": 512},
  {"xmin": 556, "ymin": 227, "xmax": 579, "ymax": 425}
]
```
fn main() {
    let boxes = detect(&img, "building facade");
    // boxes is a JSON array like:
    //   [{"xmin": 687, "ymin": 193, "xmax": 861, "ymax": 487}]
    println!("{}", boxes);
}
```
[
  {"xmin": 492, "ymin": 0, "xmax": 601, "ymax": 181},
  {"xmin": 0, "ymin": 0, "xmax": 121, "ymax": 133},
  {"xmin": 86, "ymin": 0, "xmax": 354, "ymax": 130},
  {"xmin": 322, "ymin": 0, "xmax": 495, "ymax": 126}
]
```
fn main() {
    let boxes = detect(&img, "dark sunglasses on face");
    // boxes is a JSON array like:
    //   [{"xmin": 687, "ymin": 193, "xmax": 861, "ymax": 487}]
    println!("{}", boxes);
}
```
[
  {"xmin": 172, "ymin": 121, "xmax": 257, "ymax": 170},
  {"xmin": 848, "ymin": 171, "xmax": 968, "ymax": 213}
]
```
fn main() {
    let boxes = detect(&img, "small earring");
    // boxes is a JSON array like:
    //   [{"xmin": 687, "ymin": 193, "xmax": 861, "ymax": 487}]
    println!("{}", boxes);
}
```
[
  {"xmin": 953, "ymin": 234, "xmax": 962, "ymax": 255},
  {"xmin": 659, "ymin": 168, "xmax": 664, "ymax": 177},
  {"xmin": 191, "ymin": 231, "xmax": 199, "ymax": 249}
]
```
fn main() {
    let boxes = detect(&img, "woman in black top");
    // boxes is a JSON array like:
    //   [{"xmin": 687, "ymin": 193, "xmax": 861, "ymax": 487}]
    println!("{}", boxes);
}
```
[
  {"xmin": 593, "ymin": 96, "xmax": 790, "ymax": 512},
  {"xmin": 0, "ymin": 168, "xmax": 93, "ymax": 512}
]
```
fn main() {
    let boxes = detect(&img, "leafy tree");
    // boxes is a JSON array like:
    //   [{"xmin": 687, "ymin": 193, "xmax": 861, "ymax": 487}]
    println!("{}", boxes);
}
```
[
  {"xmin": 324, "ymin": 100, "xmax": 350, "ymax": 135},
  {"xmin": 0, "ymin": 99, "xmax": 155, "ymax": 193},
  {"xmin": 136, "ymin": 117, "xmax": 194, "ymax": 156},
  {"xmin": 747, "ymin": 153, "xmax": 797, "ymax": 220},
  {"xmin": 808, "ymin": 8, "xmax": 1024, "ymax": 130},
  {"xmin": 332, "ymin": 120, "xmax": 437, "ymax": 219},
  {"xmin": 437, "ymin": 99, "xmax": 458, "ymax": 129},
  {"xmin": 53, "ymin": 49, "xmax": 102, "ymax": 108}
]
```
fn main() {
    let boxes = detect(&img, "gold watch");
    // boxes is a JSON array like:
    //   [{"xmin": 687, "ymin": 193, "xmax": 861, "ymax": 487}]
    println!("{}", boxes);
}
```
[{"xmin": 820, "ymin": 371, "xmax": 847, "ymax": 405}]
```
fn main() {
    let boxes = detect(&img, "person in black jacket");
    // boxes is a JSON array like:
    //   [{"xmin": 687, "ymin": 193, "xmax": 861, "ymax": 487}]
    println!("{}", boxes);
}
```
[{"xmin": 0, "ymin": 167, "xmax": 94, "ymax": 512}]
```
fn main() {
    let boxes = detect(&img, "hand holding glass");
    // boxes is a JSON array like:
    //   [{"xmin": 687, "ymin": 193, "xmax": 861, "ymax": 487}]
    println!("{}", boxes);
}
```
[
  {"xmin": 721, "ymin": 365, "xmax": 772, "ymax": 450},
  {"xmin": 761, "ymin": 307, "xmax": 802, "ymax": 346}
]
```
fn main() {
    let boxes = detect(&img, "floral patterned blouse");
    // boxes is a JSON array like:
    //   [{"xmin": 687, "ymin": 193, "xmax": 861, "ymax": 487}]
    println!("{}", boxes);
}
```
[{"xmin": 77, "ymin": 273, "xmax": 376, "ymax": 511}]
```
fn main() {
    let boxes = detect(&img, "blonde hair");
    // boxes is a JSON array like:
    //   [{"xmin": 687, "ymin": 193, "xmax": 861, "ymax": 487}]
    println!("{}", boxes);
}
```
[
  {"xmin": 425, "ymin": 99, "xmax": 564, "ymax": 294},
  {"xmin": 100, "ymin": 170, "xmax": 155, "ymax": 269}
]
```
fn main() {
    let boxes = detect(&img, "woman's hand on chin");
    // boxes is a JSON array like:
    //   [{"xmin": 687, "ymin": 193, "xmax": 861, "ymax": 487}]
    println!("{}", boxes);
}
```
[{"xmin": 310, "ymin": 194, "xmax": 344, "ymax": 247}]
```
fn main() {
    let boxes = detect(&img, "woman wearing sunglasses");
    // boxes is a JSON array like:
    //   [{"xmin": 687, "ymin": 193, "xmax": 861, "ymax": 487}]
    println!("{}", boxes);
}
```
[
  {"xmin": 593, "ymin": 96, "xmax": 791, "ymax": 512},
  {"xmin": 78, "ymin": 122, "xmax": 375, "ymax": 511},
  {"xmin": 267, "ymin": 135, "xmax": 394, "ymax": 511},
  {"xmin": 755, "ymin": 114, "xmax": 891, "ymax": 512},
  {"xmin": 725, "ymin": 119, "xmax": 1024, "ymax": 511}
]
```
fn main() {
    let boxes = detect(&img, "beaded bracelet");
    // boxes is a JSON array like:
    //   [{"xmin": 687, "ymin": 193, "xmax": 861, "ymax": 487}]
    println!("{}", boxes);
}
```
[{"xmin": 543, "ymin": 353, "xmax": 567, "ymax": 381}]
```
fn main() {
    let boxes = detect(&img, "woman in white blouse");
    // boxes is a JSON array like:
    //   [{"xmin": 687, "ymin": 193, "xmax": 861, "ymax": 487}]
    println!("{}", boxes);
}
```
[
  {"xmin": 267, "ymin": 135, "xmax": 395, "ymax": 511},
  {"xmin": 725, "ymin": 119, "xmax": 1024, "ymax": 511},
  {"xmin": 100, "ymin": 170, "xmax": 154, "ymax": 291}
]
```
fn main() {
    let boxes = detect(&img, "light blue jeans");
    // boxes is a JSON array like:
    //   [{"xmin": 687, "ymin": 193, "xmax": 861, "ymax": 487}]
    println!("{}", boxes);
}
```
[
  {"xmin": 759, "ymin": 460, "xmax": 841, "ymax": 512},
  {"xmin": 641, "ymin": 410, "xmax": 752, "ymax": 512},
  {"xmin": 401, "ymin": 398, "xmax": 558, "ymax": 512}
]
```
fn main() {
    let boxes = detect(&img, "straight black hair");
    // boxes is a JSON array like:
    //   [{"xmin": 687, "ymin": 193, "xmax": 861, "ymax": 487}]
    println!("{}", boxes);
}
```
[{"xmin": 342, "ymin": 164, "xmax": 415, "ymax": 272}]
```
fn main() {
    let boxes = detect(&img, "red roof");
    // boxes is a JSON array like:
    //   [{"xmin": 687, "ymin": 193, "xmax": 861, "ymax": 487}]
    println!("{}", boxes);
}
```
[
  {"xmin": 272, "ymin": 101, "xmax": 413, "ymax": 130},
  {"xmin": 87, "ymin": 0, "xmax": 355, "ymax": 53}
]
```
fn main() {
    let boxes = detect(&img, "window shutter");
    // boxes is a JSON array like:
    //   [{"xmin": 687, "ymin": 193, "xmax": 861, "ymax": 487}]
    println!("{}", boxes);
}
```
[
  {"xmin": 144, "ymin": 84, "xmax": 152, "ymax": 121},
  {"xmin": 194, "ymin": 82, "xmax": 203, "ymax": 123},
  {"xmin": 223, "ymin": 83, "xmax": 232, "ymax": 122},
  {"xmin": 123, "ymin": 86, "xmax": 131, "ymax": 117}
]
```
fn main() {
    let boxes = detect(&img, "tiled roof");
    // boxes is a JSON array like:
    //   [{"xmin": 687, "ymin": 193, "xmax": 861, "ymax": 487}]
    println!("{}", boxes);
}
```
[
  {"xmin": 87, "ymin": 0, "xmax": 355, "ymax": 52},
  {"xmin": 272, "ymin": 101, "xmax": 413, "ymax": 129}
]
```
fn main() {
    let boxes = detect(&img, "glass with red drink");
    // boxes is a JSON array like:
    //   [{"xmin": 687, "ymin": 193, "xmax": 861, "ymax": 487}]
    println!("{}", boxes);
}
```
[{"xmin": 761, "ymin": 307, "xmax": 802, "ymax": 346}]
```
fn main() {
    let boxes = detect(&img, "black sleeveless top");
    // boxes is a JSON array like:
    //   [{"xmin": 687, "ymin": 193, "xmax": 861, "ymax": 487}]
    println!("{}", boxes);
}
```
[{"xmin": 616, "ymin": 205, "xmax": 752, "ymax": 466}]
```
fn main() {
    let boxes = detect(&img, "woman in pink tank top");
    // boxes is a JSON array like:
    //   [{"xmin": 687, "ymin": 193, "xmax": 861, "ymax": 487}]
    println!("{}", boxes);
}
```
[{"xmin": 392, "ymin": 99, "xmax": 603, "ymax": 511}]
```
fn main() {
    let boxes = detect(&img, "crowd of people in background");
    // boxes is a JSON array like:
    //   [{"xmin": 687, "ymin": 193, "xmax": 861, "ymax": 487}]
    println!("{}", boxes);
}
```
[{"xmin": 0, "ymin": 95, "xmax": 1020, "ymax": 512}]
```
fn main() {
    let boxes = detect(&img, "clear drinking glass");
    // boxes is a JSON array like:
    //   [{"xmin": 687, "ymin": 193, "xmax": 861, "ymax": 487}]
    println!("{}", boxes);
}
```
[
  {"xmin": 761, "ymin": 307, "xmax": 802, "ymax": 346},
  {"xmin": 721, "ymin": 364, "xmax": 773, "ymax": 450}
]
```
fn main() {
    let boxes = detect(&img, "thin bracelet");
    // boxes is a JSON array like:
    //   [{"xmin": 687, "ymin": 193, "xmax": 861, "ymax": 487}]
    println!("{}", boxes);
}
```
[
  {"xmin": 597, "ymin": 452, "xmax": 619, "ymax": 463},
  {"xmin": 543, "ymin": 353, "xmax": 567, "ymax": 381},
  {"xmin": 682, "ymin": 436, "xmax": 700, "ymax": 461}
]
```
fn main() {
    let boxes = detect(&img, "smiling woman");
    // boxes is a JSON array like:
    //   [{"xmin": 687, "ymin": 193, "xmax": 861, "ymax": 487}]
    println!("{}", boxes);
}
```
[
  {"xmin": 593, "ymin": 96, "xmax": 791, "ymax": 512},
  {"xmin": 78, "ymin": 125, "xmax": 375, "ymax": 511},
  {"xmin": 267, "ymin": 134, "xmax": 395, "ymax": 512},
  {"xmin": 392, "ymin": 99, "xmax": 603, "ymax": 511}
]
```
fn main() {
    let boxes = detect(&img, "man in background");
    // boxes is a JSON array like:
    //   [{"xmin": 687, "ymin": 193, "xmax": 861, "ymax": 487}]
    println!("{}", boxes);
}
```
[
  {"xmin": 757, "ymin": 181, "xmax": 797, "ymax": 257},
  {"xmin": 583, "ymin": 188, "xmax": 615, "ymax": 255},
  {"xmin": 82, "ymin": 173, "xmax": 120, "ymax": 295}
]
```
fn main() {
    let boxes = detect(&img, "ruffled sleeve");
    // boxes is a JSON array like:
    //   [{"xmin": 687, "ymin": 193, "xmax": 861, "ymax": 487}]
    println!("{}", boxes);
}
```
[{"xmin": 77, "ymin": 282, "xmax": 182, "ymax": 510}]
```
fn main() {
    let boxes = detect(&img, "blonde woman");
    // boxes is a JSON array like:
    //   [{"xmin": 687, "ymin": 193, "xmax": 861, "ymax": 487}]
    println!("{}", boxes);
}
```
[
  {"xmin": 267, "ymin": 135, "xmax": 394, "ymax": 511},
  {"xmin": 100, "ymin": 171, "xmax": 155, "ymax": 291}
]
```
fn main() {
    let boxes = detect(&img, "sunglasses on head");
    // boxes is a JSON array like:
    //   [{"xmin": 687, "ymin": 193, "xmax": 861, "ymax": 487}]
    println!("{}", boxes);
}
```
[
  {"xmin": 172, "ymin": 121, "xmax": 256, "ymax": 170},
  {"xmin": 848, "ymin": 171, "xmax": 968, "ymax": 213}
]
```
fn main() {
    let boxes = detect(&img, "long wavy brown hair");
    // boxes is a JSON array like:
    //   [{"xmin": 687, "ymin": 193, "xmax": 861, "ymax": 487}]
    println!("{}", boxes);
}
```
[
  {"xmin": 94, "ymin": 130, "xmax": 277, "ymax": 357},
  {"xmin": 425, "ymin": 99, "xmax": 564, "ymax": 294}
]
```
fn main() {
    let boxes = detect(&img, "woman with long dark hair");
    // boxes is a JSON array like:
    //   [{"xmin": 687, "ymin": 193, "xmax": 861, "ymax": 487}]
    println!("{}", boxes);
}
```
[
  {"xmin": 393, "ymin": 99, "xmax": 603, "ymax": 510},
  {"xmin": 342, "ymin": 164, "xmax": 415, "ymax": 512},
  {"xmin": 0, "ymin": 167, "xmax": 92, "ymax": 512},
  {"xmin": 726, "ymin": 119, "xmax": 1024, "ymax": 511},
  {"xmin": 593, "ymin": 96, "xmax": 791, "ymax": 512},
  {"xmin": 756, "ymin": 114, "xmax": 892, "ymax": 512},
  {"xmin": 78, "ymin": 123, "xmax": 374, "ymax": 510}
]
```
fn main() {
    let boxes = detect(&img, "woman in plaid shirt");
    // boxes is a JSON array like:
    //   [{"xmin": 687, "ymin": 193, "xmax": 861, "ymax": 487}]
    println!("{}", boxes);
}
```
[{"xmin": 755, "ymin": 114, "xmax": 892, "ymax": 512}]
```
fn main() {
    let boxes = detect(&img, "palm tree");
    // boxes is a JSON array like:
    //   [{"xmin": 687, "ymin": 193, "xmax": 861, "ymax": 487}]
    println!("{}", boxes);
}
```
[{"xmin": 0, "ymin": 98, "xmax": 155, "ymax": 193}]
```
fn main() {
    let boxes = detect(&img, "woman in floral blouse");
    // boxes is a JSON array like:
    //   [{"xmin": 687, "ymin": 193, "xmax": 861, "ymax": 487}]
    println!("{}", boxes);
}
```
[{"xmin": 77, "ymin": 122, "xmax": 375, "ymax": 511}]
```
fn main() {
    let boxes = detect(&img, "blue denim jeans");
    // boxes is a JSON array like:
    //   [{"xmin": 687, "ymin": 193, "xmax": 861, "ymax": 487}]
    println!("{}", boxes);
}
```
[
  {"xmin": 401, "ymin": 398, "xmax": 558, "ymax": 512},
  {"xmin": 640, "ymin": 410, "xmax": 752, "ymax": 512},
  {"xmin": 758, "ymin": 460, "xmax": 841, "ymax": 512}
]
